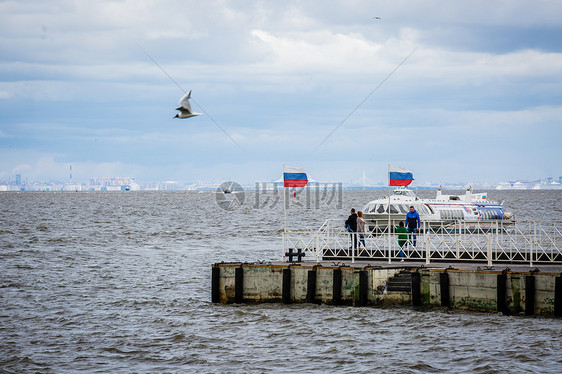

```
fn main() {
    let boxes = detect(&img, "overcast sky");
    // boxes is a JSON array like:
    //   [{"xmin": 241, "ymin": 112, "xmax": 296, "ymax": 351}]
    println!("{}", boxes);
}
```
[{"xmin": 1, "ymin": 0, "xmax": 561, "ymax": 186}]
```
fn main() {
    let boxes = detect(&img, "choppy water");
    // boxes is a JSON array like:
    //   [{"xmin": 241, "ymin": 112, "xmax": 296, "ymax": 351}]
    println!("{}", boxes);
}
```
[{"xmin": 1, "ymin": 190, "xmax": 561, "ymax": 373}]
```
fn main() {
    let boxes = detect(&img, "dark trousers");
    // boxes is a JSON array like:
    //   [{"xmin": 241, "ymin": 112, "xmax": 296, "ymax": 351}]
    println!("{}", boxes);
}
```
[{"xmin": 408, "ymin": 227, "xmax": 418, "ymax": 247}]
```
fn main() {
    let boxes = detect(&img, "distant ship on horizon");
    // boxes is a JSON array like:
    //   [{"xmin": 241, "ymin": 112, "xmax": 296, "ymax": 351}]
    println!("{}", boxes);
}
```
[{"xmin": 495, "ymin": 180, "xmax": 561, "ymax": 190}]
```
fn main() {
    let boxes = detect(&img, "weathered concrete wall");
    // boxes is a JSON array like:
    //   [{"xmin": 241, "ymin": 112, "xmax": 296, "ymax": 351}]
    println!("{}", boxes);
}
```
[
  {"xmin": 418, "ymin": 270, "xmax": 558, "ymax": 315},
  {"xmin": 214, "ymin": 264, "xmax": 403, "ymax": 305},
  {"xmin": 527, "ymin": 273, "xmax": 556, "ymax": 315},
  {"xmin": 422, "ymin": 270, "xmax": 500, "ymax": 311},
  {"xmin": 212, "ymin": 263, "xmax": 561, "ymax": 316}
]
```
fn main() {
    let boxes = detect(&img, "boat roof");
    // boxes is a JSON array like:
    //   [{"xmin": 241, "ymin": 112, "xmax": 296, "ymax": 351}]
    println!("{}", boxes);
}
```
[{"xmin": 364, "ymin": 187, "xmax": 499, "ymax": 206}]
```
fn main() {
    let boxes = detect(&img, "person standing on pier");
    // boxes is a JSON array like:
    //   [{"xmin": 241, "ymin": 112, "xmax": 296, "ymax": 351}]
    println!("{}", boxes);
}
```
[
  {"xmin": 396, "ymin": 221, "xmax": 408, "ymax": 261},
  {"xmin": 345, "ymin": 208, "xmax": 358, "ymax": 249},
  {"xmin": 357, "ymin": 211, "xmax": 366, "ymax": 250},
  {"xmin": 405, "ymin": 206, "xmax": 420, "ymax": 247}
]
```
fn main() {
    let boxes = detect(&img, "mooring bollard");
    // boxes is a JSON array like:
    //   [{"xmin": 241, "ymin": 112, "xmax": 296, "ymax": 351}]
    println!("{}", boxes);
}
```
[{"xmin": 285, "ymin": 248, "xmax": 306, "ymax": 262}]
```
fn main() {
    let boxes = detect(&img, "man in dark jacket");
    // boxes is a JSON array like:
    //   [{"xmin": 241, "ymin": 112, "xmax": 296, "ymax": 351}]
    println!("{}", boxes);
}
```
[
  {"xmin": 405, "ymin": 206, "xmax": 420, "ymax": 247},
  {"xmin": 345, "ymin": 208, "xmax": 358, "ymax": 249}
]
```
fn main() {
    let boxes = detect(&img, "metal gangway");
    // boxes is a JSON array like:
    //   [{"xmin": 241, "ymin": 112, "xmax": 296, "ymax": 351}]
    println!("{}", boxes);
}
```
[{"xmin": 282, "ymin": 219, "xmax": 562, "ymax": 267}]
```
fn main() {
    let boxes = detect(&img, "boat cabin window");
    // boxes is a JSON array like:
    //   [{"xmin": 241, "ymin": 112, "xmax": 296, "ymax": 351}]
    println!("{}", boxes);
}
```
[
  {"xmin": 440, "ymin": 209, "xmax": 464, "ymax": 220},
  {"xmin": 369, "ymin": 203, "xmax": 434, "ymax": 216},
  {"xmin": 449, "ymin": 196, "xmax": 460, "ymax": 201},
  {"xmin": 479, "ymin": 209, "xmax": 502, "ymax": 220},
  {"xmin": 416, "ymin": 205, "xmax": 430, "ymax": 215}
]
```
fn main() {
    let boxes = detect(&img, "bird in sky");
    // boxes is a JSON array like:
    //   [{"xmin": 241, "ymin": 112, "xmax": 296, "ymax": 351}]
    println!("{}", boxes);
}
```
[
  {"xmin": 174, "ymin": 90, "xmax": 201, "ymax": 119},
  {"xmin": 373, "ymin": 16, "xmax": 381, "ymax": 20}
]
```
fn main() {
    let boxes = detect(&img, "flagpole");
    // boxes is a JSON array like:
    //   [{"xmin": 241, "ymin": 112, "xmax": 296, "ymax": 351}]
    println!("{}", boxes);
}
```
[
  {"xmin": 388, "ymin": 164, "xmax": 392, "ymax": 264},
  {"xmin": 281, "ymin": 165, "xmax": 308, "ymax": 263},
  {"xmin": 283, "ymin": 166, "xmax": 287, "ymax": 262}
]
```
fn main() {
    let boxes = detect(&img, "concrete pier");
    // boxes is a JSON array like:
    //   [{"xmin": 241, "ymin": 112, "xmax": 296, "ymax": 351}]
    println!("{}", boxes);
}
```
[{"xmin": 212, "ymin": 261, "xmax": 562, "ymax": 316}]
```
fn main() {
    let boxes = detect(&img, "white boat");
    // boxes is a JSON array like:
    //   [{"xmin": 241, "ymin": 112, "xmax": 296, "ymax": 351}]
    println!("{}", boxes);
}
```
[
  {"xmin": 495, "ymin": 181, "xmax": 528, "ymax": 190},
  {"xmin": 362, "ymin": 187, "xmax": 513, "ymax": 231}
]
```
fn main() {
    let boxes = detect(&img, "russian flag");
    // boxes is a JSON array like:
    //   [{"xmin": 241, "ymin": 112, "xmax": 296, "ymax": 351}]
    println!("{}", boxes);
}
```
[
  {"xmin": 283, "ymin": 165, "xmax": 308, "ymax": 188},
  {"xmin": 389, "ymin": 165, "xmax": 414, "ymax": 186}
]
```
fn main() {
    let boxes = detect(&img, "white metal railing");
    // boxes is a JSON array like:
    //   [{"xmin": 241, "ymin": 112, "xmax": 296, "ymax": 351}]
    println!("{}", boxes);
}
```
[{"xmin": 282, "ymin": 219, "xmax": 562, "ymax": 266}]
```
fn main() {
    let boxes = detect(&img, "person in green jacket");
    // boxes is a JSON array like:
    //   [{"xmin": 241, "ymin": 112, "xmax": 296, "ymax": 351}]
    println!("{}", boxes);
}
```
[{"xmin": 396, "ymin": 221, "xmax": 408, "ymax": 261}]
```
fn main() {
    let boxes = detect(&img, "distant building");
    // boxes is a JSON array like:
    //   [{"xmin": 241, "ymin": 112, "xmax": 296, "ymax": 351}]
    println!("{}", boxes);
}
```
[
  {"xmin": 161, "ymin": 181, "xmax": 181, "ymax": 191},
  {"xmin": 15, "ymin": 174, "xmax": 21, "ymax": 185},
  {"xmin": 88, "ymin": 176, "xmax": 136, "ymax": 191},
  {"xmin": 63, "ymin": 183, "xmax": 82, "ymax": 191}
]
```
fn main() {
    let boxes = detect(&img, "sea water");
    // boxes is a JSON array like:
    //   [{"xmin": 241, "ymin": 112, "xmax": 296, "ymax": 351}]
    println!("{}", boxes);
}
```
[{"xmin": 1, "ymin": 190, "xmax": 561, "ymax": 373}]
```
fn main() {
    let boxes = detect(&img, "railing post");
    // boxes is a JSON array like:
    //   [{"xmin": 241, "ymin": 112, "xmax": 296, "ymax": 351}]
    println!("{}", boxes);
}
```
[
  {"xmin": 327, "ymin": 222, "xmax": 331, "ymax": 258},
  {"xmin": 316, "ymin": 232, "xmax": 320, "ymax": 262},
  {"xmin": 487, "ymin": 233, "xmax": 492, "ymax": 267},
  {"xmin": 351, "ymin": 232, "xmax": 355, "ymax": 264},
  {"xmin": 388, "ymin": 226, "xmax": 392, "ymax": 264},
  {"xmin": 529, "ymin": 221, "xmax": 537, "ymax": 267},
  {"xmin": 425, "ymin": 221, "xmax": 430, "ymax": 265},
  {"xmin": 455, "ymin": 220, "xmax": 460, "ymax": 260},
  {"xmin": 495, "ymin": 220, "xmax": 499, "ymax": 256},
  {"xmin": 282, "ymin": 231, "xmax": 286, "ymax": 262}
]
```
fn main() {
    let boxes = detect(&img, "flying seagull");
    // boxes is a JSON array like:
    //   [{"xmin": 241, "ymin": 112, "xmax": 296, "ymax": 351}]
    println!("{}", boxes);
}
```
[
  {"xmin": 373, "ymin": 16, "xmax": 381, "ymax": 19},
  {"xmin": 174, "ymin": 90, "xmax": 201, "ymax": 119}
]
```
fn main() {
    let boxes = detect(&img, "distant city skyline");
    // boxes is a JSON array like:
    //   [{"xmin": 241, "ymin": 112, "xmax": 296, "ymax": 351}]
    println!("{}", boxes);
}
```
[
  {"xmin": 2, "ymin": 172, "xmax": 560, "ymax": 192},
  {"xmin": 1, "ymin": 1, "xmax": 561, "ymax": 185}
]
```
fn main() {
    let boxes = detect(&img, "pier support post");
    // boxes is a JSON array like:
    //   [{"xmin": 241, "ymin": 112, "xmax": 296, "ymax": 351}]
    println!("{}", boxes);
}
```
[
  {"xmin": 497, "ymin": 271, "xmax": 508, "ymax": 314},
  {"xmin": 359, "ymin": 270, "xmax": 368, "ymax": 306},
  {"xmin": 333, "ymin": 268, "xmax": 342, "ymax": 306},
  {"xmin": 307, "ymin": 270, "xmax": 317, "ymax": 304},
  {"xmin": 525, "ymin": 275, "xmax": 535, "ymax": 316},
  {"xmin": 211, "ymin": 266, "xmax": 220, "ymax": 303},
  {"xmin": 440, "ymin": 271, "xmax": 450, "ymax": 307},
  {"xmin": 411, "ymin": 271, "xmax": 421, "ymax": 306},
  {"xmin": 282, "ymin": 268, "xmax": 292, "ymax": 304},
  {"xmin": 555, "ymin": 274, "xmax": 562, "ymax": 317},
  {"xmin": 235, "ymin": 267, "xmax": 244, "ymax": 303}
]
